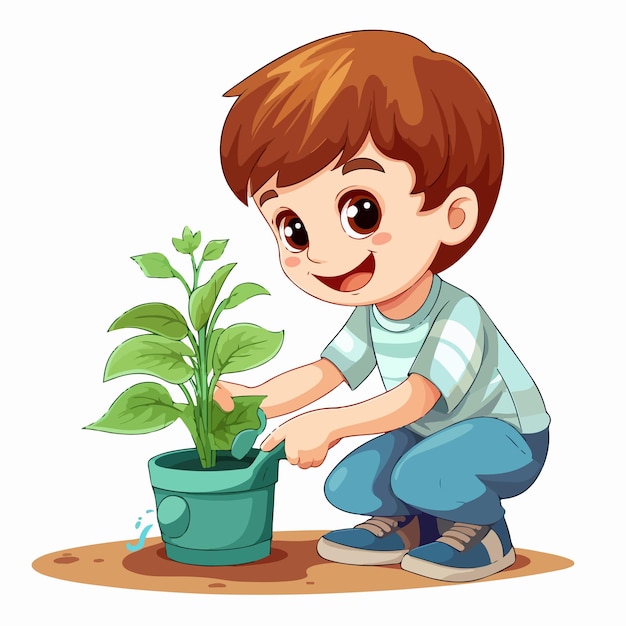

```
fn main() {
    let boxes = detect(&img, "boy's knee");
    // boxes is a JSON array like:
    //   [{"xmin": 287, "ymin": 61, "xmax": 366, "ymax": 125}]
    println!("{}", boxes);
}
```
[
  {"xmin": 324, "ymin": 449, "xmax": 376, "ymax": 501},
  {"xmin": 324, "ymin": 463, "xmax": 348, "ymax": 507},
  {"xmin": 390, "ymin": 450, "xmax": 434, "ymax": 508},
  {"xmin": 324, "ymin": 462, "xmax": 386, "ymax": 514}
]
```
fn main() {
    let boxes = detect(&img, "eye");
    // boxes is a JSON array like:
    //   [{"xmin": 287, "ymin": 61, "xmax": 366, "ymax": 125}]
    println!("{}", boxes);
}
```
[
  {"xmin": 277, "ymin": 210, "xmax": 309, "ymax": 253},
  {"xmin": 339, "ymin": 191, "xmax": 382, "ymax": 239}
]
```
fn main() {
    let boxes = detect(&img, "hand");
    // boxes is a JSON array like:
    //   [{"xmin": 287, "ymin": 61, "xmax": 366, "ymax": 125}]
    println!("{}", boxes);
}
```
[
  {"xmin": 213, "ymin": 380, "xmax": 252, "ymax": 412},
  {"xmin": 260, "ymin": 409, "xmax": 341, "ymax": 469}
]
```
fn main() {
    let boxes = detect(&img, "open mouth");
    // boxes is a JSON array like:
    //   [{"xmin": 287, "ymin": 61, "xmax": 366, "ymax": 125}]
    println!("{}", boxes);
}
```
[{"xmin": 313, "ymin": 253, "xmax": 375, "ymax": 292}]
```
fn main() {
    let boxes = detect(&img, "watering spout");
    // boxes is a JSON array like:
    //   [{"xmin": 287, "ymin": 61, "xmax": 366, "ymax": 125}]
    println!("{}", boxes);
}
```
[
  {"xmin": 246, "ymin": 440, "xmax": 286, "ymax": 487},
  {"xmin": 231, "ymin": 408, "xmax": 268, "ymax": 460}
]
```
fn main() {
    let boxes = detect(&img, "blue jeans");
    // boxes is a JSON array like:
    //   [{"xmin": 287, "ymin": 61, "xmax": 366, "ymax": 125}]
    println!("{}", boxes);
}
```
[{"xmin": 324, "ymin": 417, "xmax": 549, "ymax": 526}]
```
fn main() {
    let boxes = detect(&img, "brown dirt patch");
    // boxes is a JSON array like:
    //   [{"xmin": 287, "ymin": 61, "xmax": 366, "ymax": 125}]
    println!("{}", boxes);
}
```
[{"xmin": 32, "ymin": 530, "xmax": 574, "ymax": 594}]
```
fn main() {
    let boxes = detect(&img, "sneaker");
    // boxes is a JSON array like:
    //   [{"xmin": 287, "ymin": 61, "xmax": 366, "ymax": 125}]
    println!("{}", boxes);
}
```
[
  {"xmin": 400, "ymin": 517, "xmax": 516, "ymax": 582},
  {"xmin": 317, "ymin": 514, "xmax": 436, "ymax": 566}
]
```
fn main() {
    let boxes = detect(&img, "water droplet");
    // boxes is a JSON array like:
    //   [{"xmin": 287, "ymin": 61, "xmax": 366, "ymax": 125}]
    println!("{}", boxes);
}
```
[
  {"xmin": 126, "ymin": 524, "xmax": 153, "ymax": 552},
  {"xmin": 126, "ymin": 508, "xmax": 156, "ymax": 552}
]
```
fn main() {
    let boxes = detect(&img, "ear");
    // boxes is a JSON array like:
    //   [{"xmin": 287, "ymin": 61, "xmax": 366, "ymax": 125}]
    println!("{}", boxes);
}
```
[{"xmin": 438, "ymin": 187, "xmax": 479, "ymax": 246}]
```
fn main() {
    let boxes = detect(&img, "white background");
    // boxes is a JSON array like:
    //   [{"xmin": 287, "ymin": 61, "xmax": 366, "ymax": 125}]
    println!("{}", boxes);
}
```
[{"xmin": 1, "ymin": 0, "xmax": 623, "ymax": 623}]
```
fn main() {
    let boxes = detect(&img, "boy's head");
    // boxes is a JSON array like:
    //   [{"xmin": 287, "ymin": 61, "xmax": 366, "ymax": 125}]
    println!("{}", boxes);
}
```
[{"xmin": 221, "ymin": 31, "xmax": 503, "ymax": 305}]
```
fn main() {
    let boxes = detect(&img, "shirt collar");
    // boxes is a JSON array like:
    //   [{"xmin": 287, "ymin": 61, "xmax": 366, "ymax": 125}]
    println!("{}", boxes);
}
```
[{"xmin": 372, "ymin": 274, "xmax": 442, "ymax": 331}]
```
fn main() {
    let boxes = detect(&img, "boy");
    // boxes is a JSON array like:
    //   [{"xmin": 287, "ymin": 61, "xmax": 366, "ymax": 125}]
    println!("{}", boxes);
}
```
[{"xmin": 216, "ymin": 30, "xmax": 550, "ymax": 583}]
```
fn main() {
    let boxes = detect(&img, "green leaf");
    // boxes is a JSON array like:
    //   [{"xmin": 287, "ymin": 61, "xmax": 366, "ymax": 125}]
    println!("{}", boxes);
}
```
[
  {"xmin": 172, "ymin": 226, "xmax": 201, "ymax": 254},
  {"xmin": 224, "ymin": 282, "xmax": 270, "ymax": 310},
  {"xmin": 104, "ymin": 335, "xmax": 194, "ymax": 384},
  {"xmin": 174, "ymin": 402, "xmax": 198, "ymax": 441},
  {"xmin": 131, "ymin": 253, "xmax": 176, "ymax": 278},
  {"xmin": 211, "ymin": 395, "xmax": 264, "ymax": 451},
  {"xmin": 202, "ymin": 239, "xmax": 229, "ymax": 261},
  {"xmin": 188, "ymin": 262, "xmax": 236, "ymax": 330},
  {"xmin": 84, "ymin": 382, "xmax": 182, "ymax": 434},
  {"xmin": 213, "ymin": 323, "xmax": 284, "ymax": 376},
  {"xmin": 108, "ymin": 302, "xmax": 189, "ymax": 340}
]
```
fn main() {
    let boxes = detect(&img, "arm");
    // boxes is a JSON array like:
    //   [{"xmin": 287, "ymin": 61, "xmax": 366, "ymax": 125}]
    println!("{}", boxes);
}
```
[
  {"xmin": 261, "ymin": 373, "xmax": 441, "ymax": 468},
  {"xmin": 215, "ymin": 358, "xmax": 346, "ymax": 418}
]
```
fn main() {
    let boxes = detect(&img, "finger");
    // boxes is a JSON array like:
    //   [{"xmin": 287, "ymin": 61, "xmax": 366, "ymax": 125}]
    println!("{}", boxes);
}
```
[
  {"xmin": 284, "ymin": 442, "xmax": 299, "ymax": 465},
  {"xmin": 213, "ymin": 383, "xmax": 235, "ymax": 412},
  {"xmin": 299, "ymin": 447, "xmax": 327, "ymax": 469},
  {"xmin": 286, "ymin": 453, "xmax": 300, "ymax": 466},
  {"xmin": 260, "ymin": 428, "xmax": 285, "ymax": 452},
  {"xmin": 328, "ymin": 438, "xmax": 341, "ymax": 449},
  {"xmin": 298, "ymin": 457, "xmax": 314, "ymax": 469},
  {"xmin": 307, "ymin": 450, "xmax": 328, "ymax": 468}
]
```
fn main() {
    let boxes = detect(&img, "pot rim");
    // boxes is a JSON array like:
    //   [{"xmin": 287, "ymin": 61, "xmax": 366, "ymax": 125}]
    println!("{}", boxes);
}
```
[{"xmin": 148, "ymin": 444, "xmax": 285, "ymax": 494}]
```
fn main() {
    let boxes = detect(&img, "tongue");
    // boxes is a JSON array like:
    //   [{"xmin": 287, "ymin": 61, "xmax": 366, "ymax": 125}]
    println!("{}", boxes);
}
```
[{"xmin": 340, "ymin": 271, "xmax": 372, "ymax": 292}]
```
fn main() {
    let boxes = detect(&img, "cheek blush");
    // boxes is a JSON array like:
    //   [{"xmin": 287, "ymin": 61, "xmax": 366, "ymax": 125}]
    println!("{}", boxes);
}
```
[
  {"xmin": 284, "ymin": 256, "xmax": 301, "ymax": 267},
  {"xmin": 372, "ymin": 232, "xmax": 392, "ymax": 245}
]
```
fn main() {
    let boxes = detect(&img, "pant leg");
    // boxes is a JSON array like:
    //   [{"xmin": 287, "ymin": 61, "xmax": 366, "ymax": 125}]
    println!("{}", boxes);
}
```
[
  {"xmin": 324, "ymin": 427, "xmax": 422, "ymax": 516},
  {"xmin": 390, "ymin": 417, "xmax": 549, "ymax": 525}
]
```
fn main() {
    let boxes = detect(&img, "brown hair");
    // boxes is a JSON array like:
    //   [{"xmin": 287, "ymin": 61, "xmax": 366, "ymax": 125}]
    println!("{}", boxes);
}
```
[{"xmin": 221, "ymin": 30, "xmax": 504, "ymax": 272}]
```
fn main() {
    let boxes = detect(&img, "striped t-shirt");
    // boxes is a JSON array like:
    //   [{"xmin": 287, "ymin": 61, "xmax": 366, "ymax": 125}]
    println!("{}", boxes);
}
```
[{"xmin": 321, "ymin": 274, "xmax": 550, "ymax": 437}]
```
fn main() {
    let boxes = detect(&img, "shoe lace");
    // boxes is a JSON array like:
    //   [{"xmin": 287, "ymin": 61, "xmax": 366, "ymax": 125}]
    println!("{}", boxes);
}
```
[
  {"xmin": 437, "ymin": 521, "xmax": 489, "ymax": 552},
  {"xmin": 354, "ymin": 515, "xmax": 408, "ymax": 538}
]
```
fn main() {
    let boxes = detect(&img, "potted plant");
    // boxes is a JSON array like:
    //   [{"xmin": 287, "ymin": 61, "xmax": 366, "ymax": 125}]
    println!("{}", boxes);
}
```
[{"xmin": 85, "ymin": 226, "xmax": 286, "ymax": 566}]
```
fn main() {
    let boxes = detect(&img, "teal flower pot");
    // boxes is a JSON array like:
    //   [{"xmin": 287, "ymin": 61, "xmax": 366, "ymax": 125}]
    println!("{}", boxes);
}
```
[{"xmin": 148, "ymin": 441, "xmax": 286, "ymax": 566}]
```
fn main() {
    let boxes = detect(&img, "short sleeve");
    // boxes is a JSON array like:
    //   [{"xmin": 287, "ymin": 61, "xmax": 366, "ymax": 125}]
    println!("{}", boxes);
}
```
[
  {"xmin": 321, "ymin": 306, "xmax": 377, "ymax": 390},
  {"xmin": 409, "ymin": 297, "xmax": 485, "ymax": 412}
]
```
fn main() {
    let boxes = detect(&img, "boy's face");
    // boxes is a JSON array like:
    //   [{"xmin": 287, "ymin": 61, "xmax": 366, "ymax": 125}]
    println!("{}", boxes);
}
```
[{"xmin": 253, "ymin": 139, "xmax": 448, "ymax": 308}]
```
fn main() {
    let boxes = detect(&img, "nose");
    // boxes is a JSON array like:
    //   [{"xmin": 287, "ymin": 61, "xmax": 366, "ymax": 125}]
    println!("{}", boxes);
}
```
[
  {"xmin": 306, "ymin": 245, "xmax": 327, "ymax": 264},
  {"xmin": 305, "ymin": 234, "xmax": 333, "ymax": 264},
  {"xmin": 302, "ymin": 216, "xmax": 344, "ymax": 265},
  {"xmin": 306, "ymin": 233, "xmax": 339, "ymax": 264}
]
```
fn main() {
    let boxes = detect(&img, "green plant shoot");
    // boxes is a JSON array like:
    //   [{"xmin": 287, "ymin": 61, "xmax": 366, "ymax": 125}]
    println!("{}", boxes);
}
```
[{"xmin": 85, "ymin": 226, "xmax": 283, "ymax": 468}]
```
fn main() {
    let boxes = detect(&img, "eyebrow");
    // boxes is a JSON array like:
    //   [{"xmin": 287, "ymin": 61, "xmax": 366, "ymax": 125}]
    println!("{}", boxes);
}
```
[
  {"xmin": 259, "ymin": 190, "xmax": 278, "ymax": 206},
  {"xmin": 341, "ymin": 158, "xmax": 385, "ymax": 175}
]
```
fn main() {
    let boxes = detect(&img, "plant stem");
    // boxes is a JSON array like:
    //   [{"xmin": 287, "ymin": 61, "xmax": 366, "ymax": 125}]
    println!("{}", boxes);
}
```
[
  {"xmin": 184, "ymin": 330, "xmax": 203, "ymax": 451},
  {"xmin": 205, "ymin": 299, "xmax": 227, "ymax": 362},
  {"xmin": 189, "ymin": 252, "xmax": 217, "ymax": 468},
  {"xmin": 186, "ymin": 331, "xmax": 200, "ymax": 355},
  {"xmin": 192, "ymin": 253, "xmax": 211, "ymax": 467},
  {"xmin": 205, "ymin": 432, "xmax": 217, "ymax": 468},
  {"xmin": 192, "ymin": 257, "xmax": 205, "ymax": 291},
  {"xmin": 207, "ymin": 371, "xmax": 220, "ymax": 435},
  {"xmin": 195, "ymin": 258, "xmax": 205, "ymax": 289},
  {"xmin": 191, "ymin": 256, "xmax": 199, "ymax": 290},
  {"xmin": 172, "ymin": 269, "xmax": 191, "ymax": 296},
  {"xmin": 198, "ymin": 330, "xmax": 210, "ymax": 438},
  {"xmin": 178, "ymin": 383, "xmax": 194, "ymax": 407},
  {"xmin": 197, "ymin": 360, "xmax": 216, "ymax": 469},
  {"xmin": 203, "ymin": 300, "xmax": 228, "ymax": 469}
]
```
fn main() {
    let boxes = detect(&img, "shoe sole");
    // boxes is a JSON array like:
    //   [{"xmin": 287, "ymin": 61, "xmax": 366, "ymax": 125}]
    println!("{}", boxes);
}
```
[
  {"xmin": 400, "ymin": 548, "xmax": 516, "ymax": 582},
  {"xmin": 317, "ymin": 537, "xmax": 408, "ymax": 566}
]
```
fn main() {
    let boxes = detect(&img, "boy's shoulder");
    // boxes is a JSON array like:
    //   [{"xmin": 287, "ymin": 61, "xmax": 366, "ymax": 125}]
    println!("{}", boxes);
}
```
[{"xmin": 431, "ymin": 276, "xmax": 491, "ymax": 330}]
